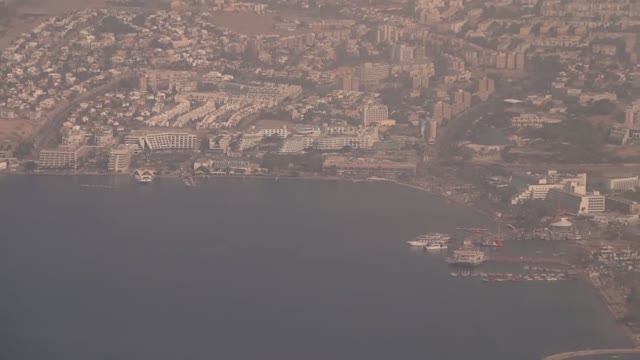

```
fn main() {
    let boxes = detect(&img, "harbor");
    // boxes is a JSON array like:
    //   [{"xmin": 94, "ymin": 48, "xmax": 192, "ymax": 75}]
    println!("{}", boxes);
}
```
[{"xmin": 0, "ymin": 174, "xmax": 634, "ymax": 359}]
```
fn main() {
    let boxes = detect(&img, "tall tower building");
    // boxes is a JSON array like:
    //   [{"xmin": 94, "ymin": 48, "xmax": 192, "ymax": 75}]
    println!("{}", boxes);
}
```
[{"xmin": 428, "ymin": 119, "xmax": 438, "ymax": 144}]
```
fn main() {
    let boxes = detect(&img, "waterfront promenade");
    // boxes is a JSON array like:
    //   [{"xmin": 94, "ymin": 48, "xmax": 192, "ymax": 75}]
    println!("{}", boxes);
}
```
[{"xmin": 542, "ymin": 348, "xmax": 640, "ymax": 360}]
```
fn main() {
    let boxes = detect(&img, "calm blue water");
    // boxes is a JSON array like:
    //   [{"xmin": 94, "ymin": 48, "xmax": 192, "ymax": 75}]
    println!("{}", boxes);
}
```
[{"xmin": 0, "ymin": 175, "xmax": 632, "ymax": 360}]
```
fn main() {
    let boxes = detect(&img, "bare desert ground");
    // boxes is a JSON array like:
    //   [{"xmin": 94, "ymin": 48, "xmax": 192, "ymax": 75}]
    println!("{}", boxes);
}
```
[{"xmin": 0, "ymin": 0, "xmax": 112, "ymax": 49}]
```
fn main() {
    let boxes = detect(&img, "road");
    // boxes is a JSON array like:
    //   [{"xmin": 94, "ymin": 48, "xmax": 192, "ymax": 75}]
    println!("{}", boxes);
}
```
[
  {"xmin": 433, "ymin": 98, "xmax": 499, "ymax": 161},
  {"xmin": 504, "ymin": 162, "xmax": 640, "ymax": 174},
  {"xmin": 542, "ymin": 348, "xmax": 640, "ymax": 360}
]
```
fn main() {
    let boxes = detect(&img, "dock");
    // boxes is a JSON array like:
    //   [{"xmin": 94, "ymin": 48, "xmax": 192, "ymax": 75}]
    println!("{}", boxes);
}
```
[{"xmin": 488, "ymin": 255, "xmax": 570, "ymax": 266}]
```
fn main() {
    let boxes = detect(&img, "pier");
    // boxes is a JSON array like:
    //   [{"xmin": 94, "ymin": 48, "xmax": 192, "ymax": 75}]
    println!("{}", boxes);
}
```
[{"xmin": 488, "ymin": 255, "xmax": 570, "ymax": 266}]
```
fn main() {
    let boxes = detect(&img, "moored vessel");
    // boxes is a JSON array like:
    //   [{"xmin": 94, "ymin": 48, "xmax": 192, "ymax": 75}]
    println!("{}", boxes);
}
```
[
  {"xmin": 407, "ymin": 232, "xmax": 452, "ymax": 247},
  {"xmin": 447, "ymin": 249, "xmax": 487, "ymax": 267},
  {"xmin": 425, "ymin": 240, "xmax": 448, "ymax": 251}
]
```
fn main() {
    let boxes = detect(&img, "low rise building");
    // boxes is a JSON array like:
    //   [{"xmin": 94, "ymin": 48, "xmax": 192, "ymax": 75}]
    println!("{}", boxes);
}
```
[
  {"xmin": 510, "ymin": 114, "xmax": 562, "ymax": 128},
  {"xmin": 108, "ymin": 145, "xmax": 134, "ymax": 173},
  {"xmin": 606, "ymin": 176, "xmax": 639, "ymax": 192},
  {"xmin": 323, "ymin": 156, "xmax": 416, "ymax": 177},
  {"xmin": 193, "ymin": 157, "xmax": 263, "ymax": 175},
  {"xmin": 511, "ymin": 170, "xmax": 587, "ymax": 205},
  {"xmin": 38, "ymin": 147, "xmax": 82, "ymax": 169}
]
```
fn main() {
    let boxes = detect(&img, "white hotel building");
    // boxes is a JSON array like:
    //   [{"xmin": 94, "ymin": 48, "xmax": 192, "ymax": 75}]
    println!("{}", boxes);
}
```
[
  {"xmin": 125, "ymin": 131, "xmax": 199, "ymax": 152},
  {"xmin": 511, "ymin": 170, "xmax": 587, "ymax": 205}
]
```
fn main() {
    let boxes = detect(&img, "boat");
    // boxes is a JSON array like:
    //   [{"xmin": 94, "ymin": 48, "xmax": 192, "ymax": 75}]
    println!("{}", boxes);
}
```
[
  {"xmin": 425, "ymin": 240, "xmax": 448, "ymax": 251},
  {"xmin": 447, "ymin": 249, "xmax": 487, "ymax": 267},
  {"xmin": 133, "ymin": 168, "xmax": 155, "ymax": 184},
  {"xmin": 415, "ymin": 233, "xmax": 452, "ymax": 242},
  {"xmin": 366, "ymin": 176, "xmax": 394, "ymax": 183},
  {"xmin": 407, "ymin": 239, "xmax": 430, "ymax": 247},
  {"xmin": 408, "ymin": 233, "xmax": 452, "ymax": 247}
]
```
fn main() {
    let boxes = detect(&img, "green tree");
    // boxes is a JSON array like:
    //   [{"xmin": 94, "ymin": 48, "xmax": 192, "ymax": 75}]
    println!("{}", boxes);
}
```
[
  {"xmin": 13, "ymin": 141, "xmax": 33, "ymax": 158},
  {"xmin": 24, "ymin": 161, "xmax": 37, "ymax": 172}
]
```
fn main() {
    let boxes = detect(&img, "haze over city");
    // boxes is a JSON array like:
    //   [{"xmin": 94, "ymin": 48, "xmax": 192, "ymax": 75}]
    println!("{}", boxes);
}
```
[{"xmin": 1, "ymin": 0, "xmax": 640, "ymax": 359}]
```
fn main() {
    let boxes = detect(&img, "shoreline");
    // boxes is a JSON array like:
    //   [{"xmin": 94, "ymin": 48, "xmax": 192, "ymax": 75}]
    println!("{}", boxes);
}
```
[
  {"xmin": 3, "ymin": 170, "xmax": 496, "ymax": 218},
  {"xmin": 2, "ymin": 170, "xmax": 637, "ymax": 347}
]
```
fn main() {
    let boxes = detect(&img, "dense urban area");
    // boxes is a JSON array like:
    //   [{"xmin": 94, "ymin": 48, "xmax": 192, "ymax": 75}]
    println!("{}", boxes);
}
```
[{"xmin": 1, "ymin": 0, "xmax": 640, "ymax": 354}]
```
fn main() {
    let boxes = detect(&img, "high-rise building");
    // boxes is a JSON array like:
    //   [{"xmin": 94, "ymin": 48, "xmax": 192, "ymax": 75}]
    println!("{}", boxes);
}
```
[
  {"xmin": 376, "ymin": 25, "xmax": 400, "ymax": 44},
  {"xmin": 362, "ymin": 104, "xmax": 389, "ymax": 127},
  {"xmin": 359, "ymin": 63, "xmax": 389, "ymax": 91},
  {"xmin": 428, "ymin": 119, "xmax": 438, "ymax": 144},
  {"xmin": 433, "ymin": 101, "xmax": 452, "ymax": 123},
  {"xmin": 392, "ymin": 44, "xmax": 414, "ymax": 64},
  {"xmin": 341, "ymin": 74, "xmax": 360, "ymax": 92},
  {"xmin": 506, "ymin": 52, "xmax": 516, "ymax": 70},
  {"xmin": 496, "ymin": 52, "xmax": 507, "ymax": 69},
  {"xmin": 453, "ymin": 89, "xmax": 472, "ymax": 113},
  {"xmin": 478, "ymin": 76, "xmax": 495, "ymax": 95},
  {"xmin": 412, "ymin": 74, "xmax": 429, "ymax": 90}
]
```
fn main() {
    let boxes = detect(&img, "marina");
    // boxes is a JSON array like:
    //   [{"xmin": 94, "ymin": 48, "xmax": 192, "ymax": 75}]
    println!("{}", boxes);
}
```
[{"xmin": 450, "ymin": 270, "xmax": 574, "ymax": 283}]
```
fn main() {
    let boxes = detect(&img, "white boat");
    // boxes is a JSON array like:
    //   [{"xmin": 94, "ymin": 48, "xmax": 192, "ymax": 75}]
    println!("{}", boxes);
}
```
[
  {"xmin": 366, "ymin": 176, "xmax": 394, "ymax": 183},
  {"xmin": 415, "ymin": 233, "xmax": 452, "ymax": 242},
  {"xmin": 425, "ymin": 240, "xmax": 448, "ymax": 251},
  {"xmin": 407, "ymin": 239, "xmax": 430, "ymax": 247}
]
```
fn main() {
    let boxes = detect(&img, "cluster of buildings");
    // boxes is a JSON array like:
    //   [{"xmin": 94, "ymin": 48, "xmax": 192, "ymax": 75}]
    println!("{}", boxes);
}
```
[
  {"xmin": 0, "ymin": 0, "xmax": 632, "ymax": 185},
  {"xmin": 505, "ymin": 168, "xmax": 640, "ymax": 225}
]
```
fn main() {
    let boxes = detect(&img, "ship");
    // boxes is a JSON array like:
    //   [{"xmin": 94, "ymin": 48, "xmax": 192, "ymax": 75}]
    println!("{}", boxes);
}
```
[
  {"xmin": 407, "ymin": 233, "xmax": 451, "ymax": 248},
  {"xmin": 133, "ymin": 168, "xmax": 155, "ymax": 184},
  {"xmin": 447, "ymin": 249, "xmax": 487, "ymax": 267},
  {"xmin": 425, "ymin": 240, "xmax": 448, "ymax": 251},
  {"xmin": 415, "ymin": 233, "xmax": 452, "ymax": 242},
  {"xmin": 407, "ymin": 239, "xmax": 430, "ymax": 247},
  {"xmin": 366, "ymin": 176, "xmax": 394, "ymax": 183}
]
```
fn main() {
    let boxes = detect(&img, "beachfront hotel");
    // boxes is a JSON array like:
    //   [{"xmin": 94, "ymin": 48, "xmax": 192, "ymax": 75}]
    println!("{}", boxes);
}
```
[{"xmin": 125, "ymin": 131, "xmax": 199, "ymax": 152}]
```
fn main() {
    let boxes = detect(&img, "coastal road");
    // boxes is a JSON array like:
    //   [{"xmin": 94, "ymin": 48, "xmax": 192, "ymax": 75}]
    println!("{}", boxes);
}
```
[{"xmin": 542, "ymin": 348, "xmax": 640, "ymax": 360}]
